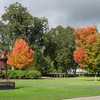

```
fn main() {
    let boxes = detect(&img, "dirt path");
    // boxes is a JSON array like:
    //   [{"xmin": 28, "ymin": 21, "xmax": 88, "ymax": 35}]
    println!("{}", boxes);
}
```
[{"xmin": 65, "ymin": 96, "xmax": 100, "ymax": 100}]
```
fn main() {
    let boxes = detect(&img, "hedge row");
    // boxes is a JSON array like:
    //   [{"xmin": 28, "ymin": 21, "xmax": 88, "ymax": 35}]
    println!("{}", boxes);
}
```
[{"xmin": 0, "ymin": 70, "xmax": 41, "ymax": 79}]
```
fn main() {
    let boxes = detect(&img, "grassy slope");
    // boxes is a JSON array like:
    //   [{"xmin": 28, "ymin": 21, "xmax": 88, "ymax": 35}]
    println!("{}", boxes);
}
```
[{"xmin": 0, "ymin": 77, "xmax": 100, "ymax": 100}]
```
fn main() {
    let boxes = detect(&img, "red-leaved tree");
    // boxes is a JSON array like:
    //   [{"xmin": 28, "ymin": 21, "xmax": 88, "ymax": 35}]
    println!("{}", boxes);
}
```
[
  {"xmin": 73, "ymin": 48, "xmax": 88, "ymax": 68},
  {"xmin": 75, "ymin": 26, "xmax": 96, "ymax": 47},
  {"xmin": 73, "ymin": 26, "xmax": 97, "ymax": 68}
]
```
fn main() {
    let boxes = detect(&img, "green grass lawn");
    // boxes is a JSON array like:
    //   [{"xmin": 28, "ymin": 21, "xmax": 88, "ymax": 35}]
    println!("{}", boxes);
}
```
[{"xmin": 0, "ymin": 77, "xmax": 100, "ymax": 100}]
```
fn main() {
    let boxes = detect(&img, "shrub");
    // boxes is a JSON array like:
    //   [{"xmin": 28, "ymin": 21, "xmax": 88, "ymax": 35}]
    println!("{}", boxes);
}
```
[
  {"xmin": 8, "ymin": 70, "xmax": 25, "ymax": 79},
  {"xmin": 25, "ymin": 70, "xmax": 41, "ymax": 79},
  {"xmin": 7, "ymin": 70, "xmax": 41, "ymax": 79},
  {"xmin": 8, "ymin": 70, "xmax": 17, "ymax": 79}
]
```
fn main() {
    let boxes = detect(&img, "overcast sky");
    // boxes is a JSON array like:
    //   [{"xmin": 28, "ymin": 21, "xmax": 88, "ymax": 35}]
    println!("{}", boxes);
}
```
[{"xmin": 0, "ymin": 0, "xmax": 100, "ymax": 28}]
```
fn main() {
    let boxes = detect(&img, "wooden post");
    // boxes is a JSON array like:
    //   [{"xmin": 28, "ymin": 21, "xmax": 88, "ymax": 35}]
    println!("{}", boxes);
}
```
[{"xmin": 5, "ymin": 58, "xmax": 8, "ymax": 80}]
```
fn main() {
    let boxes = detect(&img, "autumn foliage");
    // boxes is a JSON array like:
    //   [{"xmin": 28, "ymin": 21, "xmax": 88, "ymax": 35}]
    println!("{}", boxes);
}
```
[
  {"xmin": 73, "ymin": 48, "xmax": 88, "ymax": 68},
  {"xmin": 75, "ymin": 26, "xmax": 96, "ymax": 47},
  {"xmin": 7, "ymin": 38, "xmax": 34, "ymax": 69},
  {"xmin": 74, "ymin": 26, "xmax": 97, "ymax": 68}
]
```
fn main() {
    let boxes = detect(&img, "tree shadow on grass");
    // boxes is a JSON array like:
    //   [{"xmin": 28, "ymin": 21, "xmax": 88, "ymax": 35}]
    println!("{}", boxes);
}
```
[
  {"xmin": 15, "ymin": 86, "xmax": 25, "ymax": 89},
  {"xmin": 15, "ymin": 85, "xmax": 32, "ymax": 90}
]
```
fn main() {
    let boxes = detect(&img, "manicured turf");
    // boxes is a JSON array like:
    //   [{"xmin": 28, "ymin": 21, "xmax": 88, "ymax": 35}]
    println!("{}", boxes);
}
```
[{"xmin": 0, "ymin": 77, "xmax": 100, "ymax": 100}]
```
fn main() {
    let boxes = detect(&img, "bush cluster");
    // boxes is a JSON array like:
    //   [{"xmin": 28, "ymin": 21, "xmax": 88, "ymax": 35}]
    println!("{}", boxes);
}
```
[{"xmin": 0, "ymin": 70, "xmax": 41, "ymax": 79}]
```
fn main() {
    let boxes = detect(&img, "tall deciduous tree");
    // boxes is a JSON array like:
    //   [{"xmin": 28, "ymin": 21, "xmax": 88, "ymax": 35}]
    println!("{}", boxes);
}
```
[
  {"xmin": 43, "ymin": 26, "xmax": 76, "ymax": 74},
  {"xmin": 86, "ymin": 34, "xmax": 100, "ymax": 73},
  {"xmin": 1, "ymin": 2, "xmax": 48, "ymax": 50},
  {"xmin": 55, "ymin": 26, "xmax": 76, "ymax": 73},
  {"xmin": 74, "ymin": 26, "xmax": 97, "ymax": 69}
]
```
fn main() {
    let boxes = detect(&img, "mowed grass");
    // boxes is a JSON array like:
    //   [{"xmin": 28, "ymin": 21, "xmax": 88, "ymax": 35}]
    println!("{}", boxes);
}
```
[{"xmin": 0, "ymin": 77, "xmax": 100, "ymax": 100}]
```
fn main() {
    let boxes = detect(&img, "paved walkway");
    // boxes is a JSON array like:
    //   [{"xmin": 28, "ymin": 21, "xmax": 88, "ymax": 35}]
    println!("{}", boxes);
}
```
[{"xmin": 65, "ymin": 96, "xmax": 100, "ymax": 100}]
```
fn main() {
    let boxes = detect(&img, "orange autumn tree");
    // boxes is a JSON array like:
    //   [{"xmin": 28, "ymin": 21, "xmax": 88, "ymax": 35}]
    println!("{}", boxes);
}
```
[
  {"xmin": 7, "ymin": 38, "xmax": 34, "ymax": 69},
  {"xmin": 74, "ymin": 26, "xmax": 97, "ymax": 68},
  {"xmin": 75, "ymin": 26, "xmax": 96, "ymax": 47}
]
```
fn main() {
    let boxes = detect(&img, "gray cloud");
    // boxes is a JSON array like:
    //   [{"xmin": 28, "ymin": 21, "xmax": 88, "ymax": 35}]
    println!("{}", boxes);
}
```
[{"xmin": 0, "ymin": 0, "xmax": 100, "ymax": 27}]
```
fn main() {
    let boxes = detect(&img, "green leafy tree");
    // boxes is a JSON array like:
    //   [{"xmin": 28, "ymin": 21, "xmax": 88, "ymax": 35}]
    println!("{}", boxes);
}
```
[
  {"xmin": 86, "ymin": 34, "xmax": 100, "ymax": 74},
  {"xmin": 1, "ymin": 2, "xmax": 48, "ymax": 50},
  {"xmin": 43, "ymin": 26, "xmax": 77, "ymax": 74},
  {"xmin": 55, "ymin": 26, "xmax": 76, "ymax": 74},
  {"xmin": 0, "ymin": 21, "xmax": 9, "ymax": 51}
]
